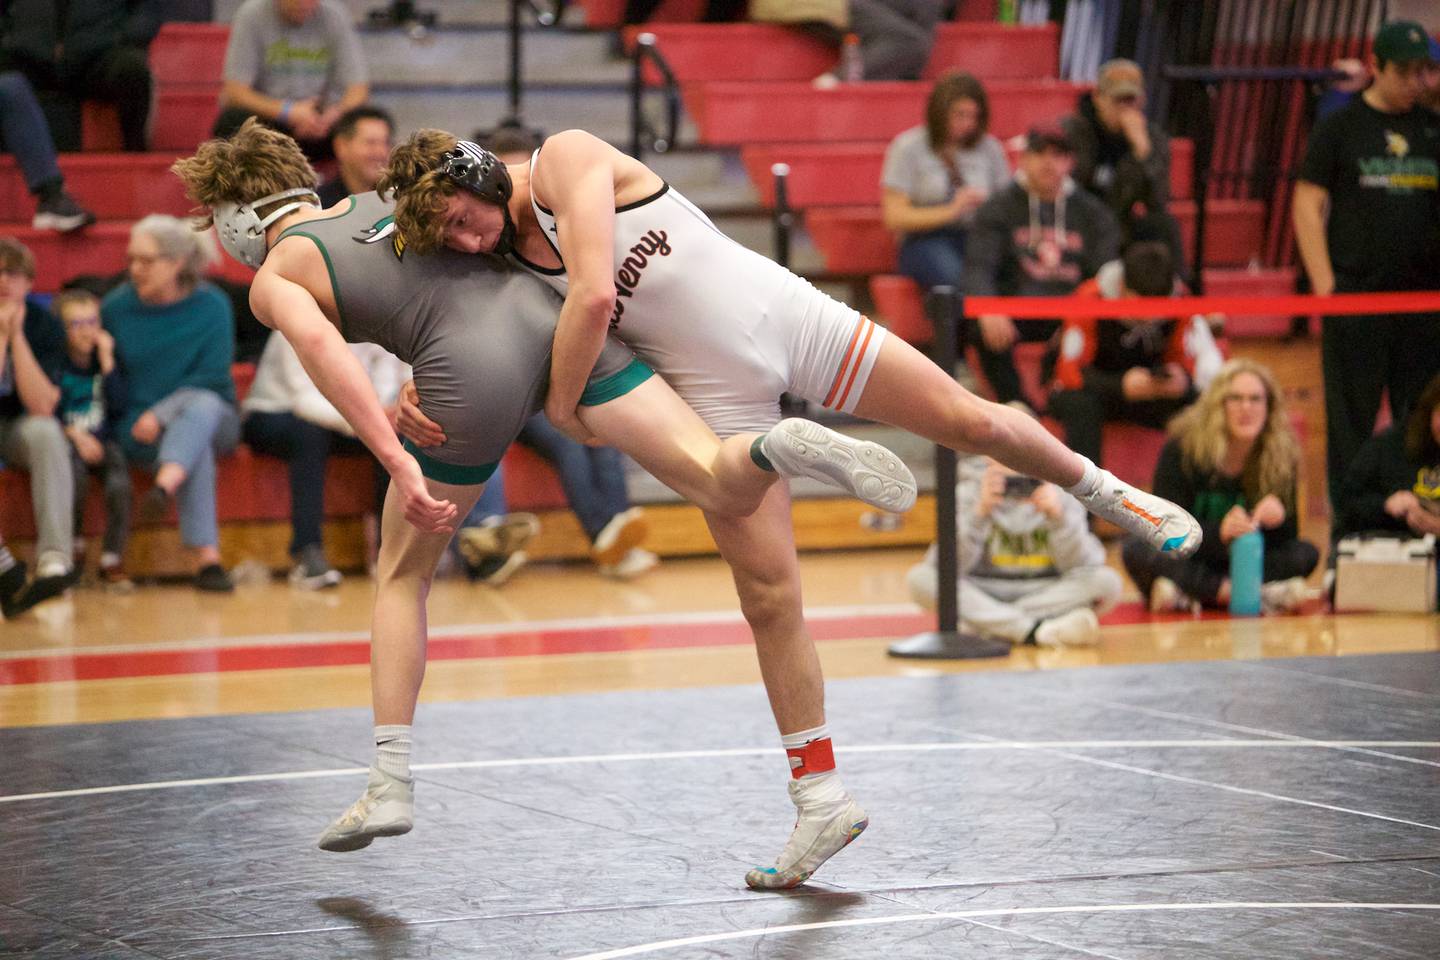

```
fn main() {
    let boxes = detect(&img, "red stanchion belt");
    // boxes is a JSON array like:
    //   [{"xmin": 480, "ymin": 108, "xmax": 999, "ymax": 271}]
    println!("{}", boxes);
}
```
[{"xmin": 961, "ymin": 290, "xmax": 1440, "ymax": 320}]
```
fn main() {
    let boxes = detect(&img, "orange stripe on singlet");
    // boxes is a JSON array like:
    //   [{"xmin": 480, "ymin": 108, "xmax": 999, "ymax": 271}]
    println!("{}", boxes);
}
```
[
  {"xmin": 823, "ymin": 316, "xmax": 867, "ymax": 407},
  {"xmin": 834, "ymin": 319, "xmax": 875, "ymax": 410}
]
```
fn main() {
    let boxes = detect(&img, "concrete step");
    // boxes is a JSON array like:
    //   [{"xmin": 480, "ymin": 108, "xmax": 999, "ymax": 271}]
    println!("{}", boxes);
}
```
[
  {"xmin": 373, "ymin": 82, "xmax": 698, "ymax": 146},
  {"xmin": 360, "ymin": 24, "xmax": 629, "ymax": 86}
]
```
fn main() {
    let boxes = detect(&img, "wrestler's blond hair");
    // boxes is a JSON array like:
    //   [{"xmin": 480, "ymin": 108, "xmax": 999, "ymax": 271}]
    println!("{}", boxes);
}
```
[
  {"xmin": 171, "ymin": 118, "xmax": 319, "ymax": 227},
  {"xmin": 377, "ymin": 128, "xmax": 462, "ymax": 255}
]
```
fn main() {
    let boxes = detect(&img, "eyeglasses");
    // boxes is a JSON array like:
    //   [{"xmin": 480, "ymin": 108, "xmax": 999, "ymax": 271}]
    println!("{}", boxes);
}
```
[
  {"xmin": 65, "ymin": 316, "xmax": 100, "ymax": 328},
  {"xmin": 1223, "ymin": 393, "xmax": 1267, "ymax": 406}
]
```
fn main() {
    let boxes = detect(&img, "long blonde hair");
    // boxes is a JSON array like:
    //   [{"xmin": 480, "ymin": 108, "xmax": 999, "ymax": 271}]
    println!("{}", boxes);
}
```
[{"xmin": 1168, "ymin": 358, "xmax": 1299, "ymax": 509}]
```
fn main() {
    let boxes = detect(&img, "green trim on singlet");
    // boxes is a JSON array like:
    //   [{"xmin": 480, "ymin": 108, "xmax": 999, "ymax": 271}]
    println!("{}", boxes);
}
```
[
  {"xmin": 404, "ymin": 440, "xmax": 498, "ymax": 485},
  {"xmin": 579, "ymin": 358, "xmax": 654, "ymax": 406},
  {"xmin": 274, "ymin": 196, "xmax": 357, "ymax": 337}
]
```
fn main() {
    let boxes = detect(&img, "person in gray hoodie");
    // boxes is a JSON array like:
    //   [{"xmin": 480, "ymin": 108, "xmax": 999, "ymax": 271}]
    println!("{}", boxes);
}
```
[
  {"xmin": 907, "ymin": 453, "xmax": 1122, "ymax": 647},
  {"xmin": 962, "ymin": 124, "xmax": 1121, "ymax": 406}
]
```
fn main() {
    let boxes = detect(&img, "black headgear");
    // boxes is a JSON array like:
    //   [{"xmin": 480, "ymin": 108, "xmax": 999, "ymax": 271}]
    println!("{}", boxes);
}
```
[{"xmin": 440, "ymin": 140, "xmax": 517, "ymax": 256}]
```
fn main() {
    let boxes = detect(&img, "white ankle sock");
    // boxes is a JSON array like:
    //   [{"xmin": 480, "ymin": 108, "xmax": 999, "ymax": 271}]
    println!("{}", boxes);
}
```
[
  {"xmin": 374, "ymin": 724, "xmax": 412, "ymax": 780},
  {"xmin": 1064, "ymin": 457, "xmax": 1102, "ymax": 499}
]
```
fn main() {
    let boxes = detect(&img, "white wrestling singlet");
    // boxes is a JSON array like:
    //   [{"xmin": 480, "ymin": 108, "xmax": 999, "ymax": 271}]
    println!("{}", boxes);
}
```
[{"xmin": 514, "ymin": 152, "xmax": 887, "ymax": 436}]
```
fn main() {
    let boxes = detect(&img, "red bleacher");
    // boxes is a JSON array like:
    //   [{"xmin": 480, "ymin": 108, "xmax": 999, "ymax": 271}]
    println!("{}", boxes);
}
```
[
  {"xmin": 690, "ymin": 80, "xmax": 1084, "ymax": 145},
  {"xmin": 631, "ymin": 22, "xmax": 1058, "ymax": 86},
  {"xmin": 741, "ymin": 138, "xmax": 1195, "ymax": 209}
]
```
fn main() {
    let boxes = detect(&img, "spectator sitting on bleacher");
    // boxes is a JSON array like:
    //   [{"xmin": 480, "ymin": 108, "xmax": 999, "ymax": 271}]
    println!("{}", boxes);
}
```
[
  {"xmin": 1122, "ymin": 358, "xmax": 1318, "ymax": 614},
  {"xmin": 316, "ymin": 105, "xmax": 393, "ymax": 207},
  {"xmin": 1062, "ymin": 58, "xmax": 1185, "ymax": 278},
  {"xmin": 215, "ymin": 0, "xmax": 370, "ymax": 160},
  {"xmin": 242, "ymin": 330, "xmax": 402, "ymax": 589},
  {"xmin": 0, "ymin": 72, "xmax": 97, "ymax": 232},
  {"xmin": 0, "ymin": 236, "xmax": 78, "ymax": 597},
  {"xmin": 105, "ymin": 215, "xmax": 239, "ymax": 593},
  {"xmin": 811, "ymin": 0, "xmax": 941, "ymax": 86},
  {"xmin": 1048, "ymin": 242, "xmax": 1222, "ymax": 467},
  {"xmin": 0, "ymin": 0, "xmax": 158, "ymax": 152},
  {"xmin": 51, "ymin": 289, "xmax": 132, "ymax": 591},
  {"xmin": 881, "ymin": 72, "xmax": 1010, "ymax": 294},
  {"xmin": 962, "ymin": 124, "xmax": 1120, "ymax": 406},
  {"xmin": 1334, "ymin": 370, "xmax": 1440, "ymax": 544},
  {"xmin": 906, "ymin": 453, "xmax": 1121, "ymax": 648}
]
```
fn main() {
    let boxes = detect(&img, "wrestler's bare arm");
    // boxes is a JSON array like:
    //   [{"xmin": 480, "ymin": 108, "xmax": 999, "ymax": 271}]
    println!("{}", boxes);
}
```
[{"xmin": 533, "ymin": 130, "xmax": 627, "ymax": 438}]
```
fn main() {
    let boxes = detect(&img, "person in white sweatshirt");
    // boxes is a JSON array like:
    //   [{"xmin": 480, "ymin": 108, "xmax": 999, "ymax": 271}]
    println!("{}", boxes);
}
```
[
  {"xmin": 241, "ymin": 330, "xmax": 407, "ymax": 588},
  {"xmin": 908, "ymin": 453, "xmax": 1122, "ymax": 647}
]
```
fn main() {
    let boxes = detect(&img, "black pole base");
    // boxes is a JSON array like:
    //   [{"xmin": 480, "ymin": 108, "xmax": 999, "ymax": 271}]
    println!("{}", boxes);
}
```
[{"xmin": 888, "ymin": 631, "xmax": 1012, "ymax": 660}]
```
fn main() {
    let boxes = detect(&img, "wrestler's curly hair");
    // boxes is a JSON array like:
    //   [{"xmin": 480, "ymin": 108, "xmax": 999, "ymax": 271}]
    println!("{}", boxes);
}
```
[
  {"xmin": 378, "ymin": 128, "xmax": 462, "ymax": 255},
  {"xmin": 171, "ymin": 118, "xmax": 319, "ymax": 227}
]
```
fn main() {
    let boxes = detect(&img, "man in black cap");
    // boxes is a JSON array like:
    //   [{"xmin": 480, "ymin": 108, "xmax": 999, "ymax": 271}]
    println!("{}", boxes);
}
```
[
  {"xmin": 1293, "ymin": 19, "xmax": 1440, "ymax": 517},
  {"xmin": 962, "ymin": 124, "xmax": 1120, "ymax": 405}
]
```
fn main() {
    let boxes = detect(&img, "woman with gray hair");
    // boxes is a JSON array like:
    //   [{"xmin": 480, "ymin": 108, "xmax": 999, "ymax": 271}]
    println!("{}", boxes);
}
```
[{"xmin": 103, "ymin": 214, "xmax": 239, "ymax": 591}]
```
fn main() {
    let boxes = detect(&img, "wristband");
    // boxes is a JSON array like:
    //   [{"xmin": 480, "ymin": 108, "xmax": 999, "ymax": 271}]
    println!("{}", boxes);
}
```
[{"xmin": 278, "ymin": 99, "xmax": 293, "ymax": 122}]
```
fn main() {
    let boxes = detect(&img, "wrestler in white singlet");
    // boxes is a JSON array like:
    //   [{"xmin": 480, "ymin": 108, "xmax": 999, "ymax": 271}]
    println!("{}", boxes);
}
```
[{"xmin": 515, "ymin": 152, "xmax": 886, "ymax": 436}]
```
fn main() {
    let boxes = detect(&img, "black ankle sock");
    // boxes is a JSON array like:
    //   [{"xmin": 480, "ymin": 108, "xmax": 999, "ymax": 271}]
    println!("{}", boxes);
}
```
[{"xmin": 749, "ymin": 435, "xmax": 775, "ymax": 472}]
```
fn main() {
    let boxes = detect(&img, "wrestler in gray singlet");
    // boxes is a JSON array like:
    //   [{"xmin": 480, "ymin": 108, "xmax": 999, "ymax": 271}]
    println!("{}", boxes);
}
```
[{"xmin": 273, "ymin": 192, "xmax": 650, "ymax": 483}]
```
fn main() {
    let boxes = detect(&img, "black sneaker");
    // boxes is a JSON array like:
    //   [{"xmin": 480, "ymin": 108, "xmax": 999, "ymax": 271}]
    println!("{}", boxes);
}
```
[
  {"xmin": 1, "ymin": 565, "xmax": 76, "ymax": 618},
  {"xmin": 32, "ymin": 190, "xmax": 97, "ymax": 233},
  {"xmin": 0, "ymin": 561, "xmax": 29, "ymax": 618},
  {"xmin": 193, "ymin": 563, "xmax": 234, "ymax": 593}
]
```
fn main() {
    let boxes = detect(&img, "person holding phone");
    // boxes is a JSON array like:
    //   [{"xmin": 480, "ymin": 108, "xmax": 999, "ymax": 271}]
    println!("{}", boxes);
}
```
[{"xmin": 907, "ymin": 454, "xmax": 1122, "ymax": 648}]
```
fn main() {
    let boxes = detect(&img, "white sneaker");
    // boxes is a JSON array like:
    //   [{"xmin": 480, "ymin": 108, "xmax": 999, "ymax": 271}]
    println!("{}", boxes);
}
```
[
  {"xmin": 761, "ymin": 419, "xmax": 917, "ymax": 513},
  {"xmin": 1074, "ymin": 468, "xmax": 1201, "ymax": 556},
  {"xmin": 597, "ymin": 547, "xmax": 658, "ymax": 580},
  {"xmin": 317, "ymin": 766, "xmax": 414, "ymax": 853},
  {"xmin": 1149, "ymin": 576, "xmax": 1195, "ymax": 613},
  {"xmin": 1261, "ymin": 576, "xmax": 1313, "ymax": 614},
  {"xmin": 457, "ymin": 513, "xmax": 540, "ymax": 565},
  {"xmin": 591, "ymin": 508, "xmax": 648, "ymax": 567},
  {"xmin": 1034, "ymin": 607, "xmax": 1100, "ymax": 647},
  {"xmin": 745, "ymin": 775, "xmax": 868, "ymax": 890}
]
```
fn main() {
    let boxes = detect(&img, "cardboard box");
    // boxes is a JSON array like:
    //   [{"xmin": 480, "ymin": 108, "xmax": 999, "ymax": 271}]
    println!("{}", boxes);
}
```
[{"xmin": 1334, "ymin": 534, "xmax": 1436, "ymax": 614}]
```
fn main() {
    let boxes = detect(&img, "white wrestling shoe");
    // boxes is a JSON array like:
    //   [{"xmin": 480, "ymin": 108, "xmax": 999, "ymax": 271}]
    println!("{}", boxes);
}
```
[
  {"xmin": 317, "ymin": 766, "xmax": 414, "ymax": 853},
  {"xmin": 1073, "ymin": 468, "xmax": 1202, "ymax": 557},
  {"xmin": 745, "ymin": 775, "xmax": 869, "ymax": 890},
  {"xmin": 761, "ymin": 419, "xmax": 917, "ymax": 513}
]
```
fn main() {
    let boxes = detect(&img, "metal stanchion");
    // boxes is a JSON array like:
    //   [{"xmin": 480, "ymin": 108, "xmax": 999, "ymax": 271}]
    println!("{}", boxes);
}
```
[{"xmin": 888, "ymin": 288, "xmax": 1011, "ymax": 660}]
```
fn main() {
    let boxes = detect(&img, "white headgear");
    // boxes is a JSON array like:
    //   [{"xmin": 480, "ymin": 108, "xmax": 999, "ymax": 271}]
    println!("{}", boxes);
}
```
[{"xmin": 213, "ymin": 187, "xmax": 320, "ymax": 268}]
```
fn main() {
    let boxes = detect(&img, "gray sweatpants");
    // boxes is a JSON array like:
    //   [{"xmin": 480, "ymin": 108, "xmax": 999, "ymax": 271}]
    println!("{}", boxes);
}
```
[
  {"xmin": 908, "ymin": 564, "xmax": 1123, "ymax": 644},
  {"xmin": 0, "ymin": 414, "xmax": 74, "ymax": 564}
]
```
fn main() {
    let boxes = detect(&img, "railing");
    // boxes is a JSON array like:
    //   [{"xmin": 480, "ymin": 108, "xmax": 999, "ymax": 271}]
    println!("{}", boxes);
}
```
[
  {"xmin": 500, "ymin": 0, "xmax": 570, "ymax": 130},
  {"xmin": 628, "ymin": 33, "xmax": 682, "ymax": 159},
  {"xmin": 1162, "ymin": 64, "xmax": 1344, "ymax": 292},
  {"xmin": 770, "ymin": 164, "xmax": 793, "ymax": 269}
]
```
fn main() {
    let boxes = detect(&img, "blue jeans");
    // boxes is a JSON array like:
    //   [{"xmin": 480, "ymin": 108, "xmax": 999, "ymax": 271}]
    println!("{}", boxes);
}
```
[
  {"xmin": 898, "ymin": 227, "xmax": 967, "ymax": 291},
  {"xmin": 149, "ymin": 388, "xmax": 240, "ymax": 549},
  {"xmin": 0, "ymin": 71, "xmax": 62, "ymax": 195},
  {"xmin": 458, "ymin": 414, "xmax": 630, "ymax": 542}
]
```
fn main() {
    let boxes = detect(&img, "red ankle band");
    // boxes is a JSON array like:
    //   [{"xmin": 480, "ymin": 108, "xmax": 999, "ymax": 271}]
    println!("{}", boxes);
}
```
[{"xmin": 786, "ymin": 737, "xmax": 835, "ymax": 779}]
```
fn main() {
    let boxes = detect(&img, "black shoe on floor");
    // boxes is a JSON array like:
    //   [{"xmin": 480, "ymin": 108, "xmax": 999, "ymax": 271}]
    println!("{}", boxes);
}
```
[
  {"xmin": 0, "ymin": 561, "xmax": 29, "ymax": 618},
  {"xmin": 32, "ymin": 190, "xmax": 97, "ymax": 233},
  {"xmin": 1, "ymin": 564, "xmax": 76, "ymax": 618},
  {"xmin": 193, "ymin": 563, "xmax": 234, "ymax": 593}
]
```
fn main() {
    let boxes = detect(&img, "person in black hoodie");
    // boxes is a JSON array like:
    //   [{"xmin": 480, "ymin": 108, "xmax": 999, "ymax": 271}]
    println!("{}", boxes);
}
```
[
  {"xmin": 0, "ymin": 0, "xmax": 160, "ymax": 151},
  {"xmin": 1336, "ymin": 370, "xmax": 1440, "ymax": 544},
  {"xmin": 962, "ymin": 124, "xmax": 1120, "ymax": 405},
  {"xmin": 1062, "ymin": 59, "xmax": 1183, "ymax": 275}
]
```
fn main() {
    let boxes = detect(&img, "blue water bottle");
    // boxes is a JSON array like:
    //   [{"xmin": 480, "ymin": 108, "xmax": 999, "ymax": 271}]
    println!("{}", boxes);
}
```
[{"xmin": 1228, "ymin": 530, "xmax": 1263, "ymax": 616}]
